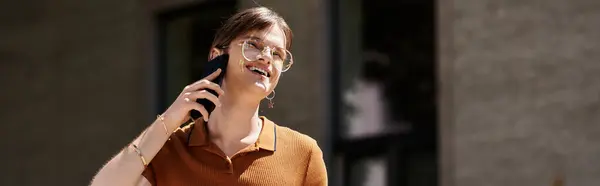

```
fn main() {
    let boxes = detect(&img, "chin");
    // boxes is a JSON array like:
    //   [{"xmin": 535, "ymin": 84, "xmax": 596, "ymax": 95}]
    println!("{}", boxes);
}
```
[{"xmin": 251, "ymin": 81, "xmax": 272, "ymax": 93}]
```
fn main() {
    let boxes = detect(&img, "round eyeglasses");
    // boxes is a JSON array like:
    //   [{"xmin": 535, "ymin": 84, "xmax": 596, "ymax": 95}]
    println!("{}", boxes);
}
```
[{"xmin": 239, "ymin": 40, "xmax": 294, "ymax": 72}]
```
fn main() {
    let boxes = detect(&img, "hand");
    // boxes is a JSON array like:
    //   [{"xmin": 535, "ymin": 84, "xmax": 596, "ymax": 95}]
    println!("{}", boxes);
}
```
[{"xmin": 161, "ymin": 69, "xmax": 225, "ymax": 130}]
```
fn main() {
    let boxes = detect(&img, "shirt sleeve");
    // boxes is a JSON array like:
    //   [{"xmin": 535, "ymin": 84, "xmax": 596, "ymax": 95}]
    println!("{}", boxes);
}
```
[
  {"xmin": 141, "ymin": 163, "xmax": 157, "ymax": 185},
  {"xmin": 303, "ymin": 140, "xmax": 328, "ymax": 186}
]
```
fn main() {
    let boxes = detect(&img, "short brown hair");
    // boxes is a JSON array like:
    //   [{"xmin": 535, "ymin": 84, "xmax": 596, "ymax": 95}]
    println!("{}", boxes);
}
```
[{"xmin": 211, "ymin": 7, "xmax": 293, "ymax": 52}]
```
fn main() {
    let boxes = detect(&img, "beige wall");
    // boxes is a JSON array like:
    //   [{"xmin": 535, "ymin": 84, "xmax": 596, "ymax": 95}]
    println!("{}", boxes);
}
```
[{"xmin": 440, "ymin": 0, "xmax": 600, "ymax": 185}]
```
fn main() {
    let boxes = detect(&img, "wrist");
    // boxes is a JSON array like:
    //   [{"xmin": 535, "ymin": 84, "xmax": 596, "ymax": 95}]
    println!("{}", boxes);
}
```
[{"xmin": 157, "ymin": 112, "xmax": 184, "ymax": 132}]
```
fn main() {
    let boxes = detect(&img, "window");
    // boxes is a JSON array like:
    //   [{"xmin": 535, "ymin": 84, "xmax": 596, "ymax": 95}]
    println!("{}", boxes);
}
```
[
  {"xmin": 330, "ymin": 0, "xmax": 438, "ymax": 185},
  {"xmin": 155, "ymin": 1, "xmax": 237, "ymax": 115}
]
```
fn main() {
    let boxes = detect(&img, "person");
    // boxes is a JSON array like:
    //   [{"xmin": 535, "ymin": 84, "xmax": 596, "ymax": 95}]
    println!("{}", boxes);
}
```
[{"xmin": 90, "ymin": 7, "xmax": 327, "ymax": 186}]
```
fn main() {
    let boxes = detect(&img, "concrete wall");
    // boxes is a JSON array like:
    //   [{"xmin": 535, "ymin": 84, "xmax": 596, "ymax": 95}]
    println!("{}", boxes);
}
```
[
  {"xmin": 440, "ymin": 0, "xmax": 600, "ymax": 185},
  {"xmin": 0, "ymin": 0, "xmax": 152, "ymax": 185}
]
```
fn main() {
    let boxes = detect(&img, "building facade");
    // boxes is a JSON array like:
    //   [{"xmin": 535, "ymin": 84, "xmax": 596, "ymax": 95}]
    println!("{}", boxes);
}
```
[{"xmin": 1, "ymin": 0, "xmax": 599, "ymax": 185}]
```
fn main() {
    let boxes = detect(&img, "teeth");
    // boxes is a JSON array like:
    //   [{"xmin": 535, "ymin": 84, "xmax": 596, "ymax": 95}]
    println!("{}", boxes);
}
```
[{"xmin": 248, "ymin": 66, "xmax": 267, "ymax": 76}]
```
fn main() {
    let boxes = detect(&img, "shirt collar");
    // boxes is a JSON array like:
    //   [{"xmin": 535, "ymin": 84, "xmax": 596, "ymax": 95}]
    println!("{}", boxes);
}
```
[{"xmin": 188, "ymin": 116, "xmax": 277, "ymax": 152}]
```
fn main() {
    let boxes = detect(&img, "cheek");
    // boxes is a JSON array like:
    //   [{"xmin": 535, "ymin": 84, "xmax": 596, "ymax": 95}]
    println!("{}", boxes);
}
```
[
  {"xmin": 270, "ymin": 72, "xmax": 281, "ymax": 86},
  {"xmin": 227, "ymin": 55, "xmax": 244, "ymax": 70},
  {"xmin": 227, "ymin": 48, "xmax": 244, "ymax": 64}
]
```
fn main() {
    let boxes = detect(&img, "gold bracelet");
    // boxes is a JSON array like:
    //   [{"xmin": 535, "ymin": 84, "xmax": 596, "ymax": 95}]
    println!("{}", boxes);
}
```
[
  {"xmin": 131, "ymin": 144, "xmax": 148, "ymax": 166},
  {"xmin": 157, "ymin": 114, "xmax": 168, "ymax": 135}
]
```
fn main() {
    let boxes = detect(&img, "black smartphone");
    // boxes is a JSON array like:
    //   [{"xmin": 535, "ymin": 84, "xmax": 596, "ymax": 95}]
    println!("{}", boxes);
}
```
[{"xmin": 190, "ymin": 54, "xmax": 229, "ymax": 120}]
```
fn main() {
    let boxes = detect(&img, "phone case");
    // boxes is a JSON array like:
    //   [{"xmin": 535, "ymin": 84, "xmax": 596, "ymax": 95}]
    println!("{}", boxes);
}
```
[{"xmin": 190, "ymin": 54, "xmax": 229, "ymax": 120}]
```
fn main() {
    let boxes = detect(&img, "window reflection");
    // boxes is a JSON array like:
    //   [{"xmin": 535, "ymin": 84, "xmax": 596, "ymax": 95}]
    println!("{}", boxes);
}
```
[
  {"xmin": 350, "ymin": 157, "xmax": 388, "ymax": 186},
  {"xmin": 334, "ymin": 0, "xmax": 437, "ymax": 185}
]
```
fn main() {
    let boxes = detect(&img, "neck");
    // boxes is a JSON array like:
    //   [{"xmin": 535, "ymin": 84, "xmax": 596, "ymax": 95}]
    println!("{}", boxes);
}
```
[{"xmin": 206, "ymin": 88, "xmax": 263, "ymax": 147}]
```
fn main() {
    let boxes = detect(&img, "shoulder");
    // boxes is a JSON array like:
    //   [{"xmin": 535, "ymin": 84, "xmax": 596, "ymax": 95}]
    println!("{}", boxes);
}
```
[
  {"xmin": 271, "ymin": 122, "xmax": 322, "ymax": 154},
  {"xmin": 276, "ymin": 125, "xmax": 318, "ymax": 143},
  {"xmin": 269, "ymin": 120, "xmax": 327, "ymax": 184}
]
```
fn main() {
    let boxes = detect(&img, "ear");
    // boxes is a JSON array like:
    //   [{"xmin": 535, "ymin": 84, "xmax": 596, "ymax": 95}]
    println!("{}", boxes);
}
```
[{"xmin": 208, "ymin": 48, "xmax": 222, "ymax": 61}]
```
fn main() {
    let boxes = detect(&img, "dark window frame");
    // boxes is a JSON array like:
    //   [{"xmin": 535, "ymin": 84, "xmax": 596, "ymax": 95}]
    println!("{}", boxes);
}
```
[{"xmin": 328, "ymin": 0, "xmax": 439, "ymax": 185}]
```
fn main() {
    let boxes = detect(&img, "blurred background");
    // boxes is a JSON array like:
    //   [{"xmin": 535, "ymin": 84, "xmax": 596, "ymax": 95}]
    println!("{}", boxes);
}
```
[{"xmin": 1, "ymin": 0, "xmax": 599, "ymax": 185}]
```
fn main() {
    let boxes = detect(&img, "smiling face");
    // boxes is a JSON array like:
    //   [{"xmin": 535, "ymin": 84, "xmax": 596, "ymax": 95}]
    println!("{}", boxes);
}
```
[
  {"xmin": 212, "ymin": 24, "xmax": 287, "ymax": 100},
  {"xmin": 207, "ymin": 7, "xmax": 292, "ymax": 102}
]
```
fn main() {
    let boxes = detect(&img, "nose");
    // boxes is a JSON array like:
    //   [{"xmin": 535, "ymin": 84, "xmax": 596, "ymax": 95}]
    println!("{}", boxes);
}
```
[{"xmin": 256, "ymin": 47, "xmax": 273, "ymax": 64}]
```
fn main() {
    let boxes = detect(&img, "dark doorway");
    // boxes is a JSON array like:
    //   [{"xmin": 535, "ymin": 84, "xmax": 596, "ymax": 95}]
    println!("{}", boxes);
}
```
[
  {"xmin": 331, "ymin": 0, "xmax": 437, "ymax": 185},
  {"xmin": 155, "ymin": 0, "xmax": 237, "ymax": 113}
]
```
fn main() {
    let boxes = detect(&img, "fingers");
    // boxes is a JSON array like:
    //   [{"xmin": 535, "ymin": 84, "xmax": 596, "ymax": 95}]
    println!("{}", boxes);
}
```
[
  {"xmin": 190, "ymin": 102, "xmax": 210, "ymax": 122},
  {"xmin": 184, "ymin": 80, "xmax": 225, "ymax": 97},
  {"xmin": 177, "ymin": 68, "xmax": 223, "ymax": 122},
  {"xmin": 184, "ymin": 90, "xmax": 221, "ymax": 107},
  {"xmin": 186, "ymin": 69, "xmax": 222, "ymax": 89},
  {"xmin": 204, "ymin": 68, "xmax": 222, "ymax": 81},
  {"xmin": 183, "ymin": 90, "xmax": 221, "ymax": 122}
]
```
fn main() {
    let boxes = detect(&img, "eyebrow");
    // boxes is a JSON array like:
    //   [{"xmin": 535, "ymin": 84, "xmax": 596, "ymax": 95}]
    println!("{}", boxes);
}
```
[
  {"xmin": 242, "ymin": 36, "xmax": 285, "ymax": 49},
  {"xmin": 243, "ymin": 36, "xmax": 263, "ymax": 41}
]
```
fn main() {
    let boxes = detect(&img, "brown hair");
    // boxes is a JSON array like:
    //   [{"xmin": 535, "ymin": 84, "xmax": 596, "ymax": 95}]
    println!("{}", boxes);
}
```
[{"xmin": 211, "ymin": 7, "xmax": 293, "ymax": 52}]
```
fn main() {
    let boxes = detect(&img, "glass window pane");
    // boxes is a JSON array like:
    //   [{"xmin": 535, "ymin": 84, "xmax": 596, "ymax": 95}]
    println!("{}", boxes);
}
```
[
  {"xmin": 157, "ymin": 2, "xmax": 236, "ymax": 112},
  {"xmin": 349, "ymin": 157, "xmax": 388, "ymax": 186},
  {"xmin": 333, "ymin": 0, "xmax": 438, "ymax": 185}
]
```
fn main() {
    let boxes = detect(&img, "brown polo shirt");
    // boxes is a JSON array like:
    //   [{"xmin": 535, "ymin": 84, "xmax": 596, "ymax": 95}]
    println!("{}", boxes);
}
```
[{"xmin": 142, "ymin": 116, "xmax": 327, "ymax": 186}]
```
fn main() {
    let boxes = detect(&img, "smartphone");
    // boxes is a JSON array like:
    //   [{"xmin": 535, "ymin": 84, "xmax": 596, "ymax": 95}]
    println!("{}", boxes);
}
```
[{"xmin": 190, "ymin": 54, "xmax": 229, "ymax": 120}]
